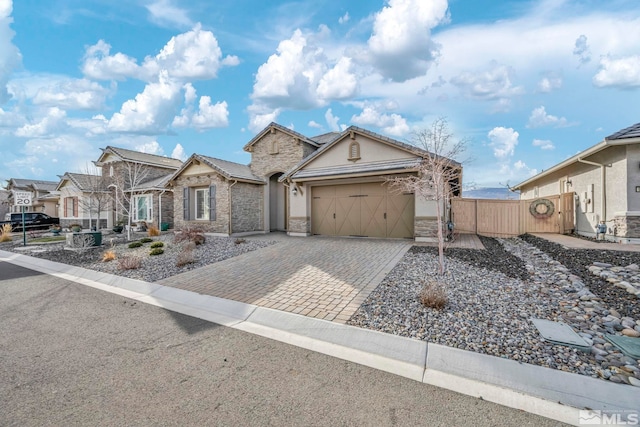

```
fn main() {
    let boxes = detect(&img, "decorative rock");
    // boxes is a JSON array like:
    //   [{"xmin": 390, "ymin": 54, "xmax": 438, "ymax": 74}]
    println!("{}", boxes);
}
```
[
  {"xmin": 629, "ymin": 377, "xmax": 640, "ymax": 387},
  {"xmin": 621, "ymin": 328, "xmax": 640, "ymax": 337}
]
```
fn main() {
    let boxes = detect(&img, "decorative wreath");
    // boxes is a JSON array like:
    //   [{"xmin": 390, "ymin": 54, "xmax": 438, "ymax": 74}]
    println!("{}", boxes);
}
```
[{"xmin": 529, "ymin": 198, "xmax": 555, "ymax": 219}]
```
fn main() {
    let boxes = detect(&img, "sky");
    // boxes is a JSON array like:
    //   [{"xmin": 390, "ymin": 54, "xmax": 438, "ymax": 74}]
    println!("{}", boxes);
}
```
[{"xmin": 1, "ymin": 0, "xmax": 639, "ymax": 189}]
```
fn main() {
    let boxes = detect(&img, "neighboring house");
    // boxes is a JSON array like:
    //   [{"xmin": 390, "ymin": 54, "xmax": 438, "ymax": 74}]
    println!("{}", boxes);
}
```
[
  {"xmin": 56, "ymin": 172, "xmax": 111, "ymax": 229},
  {"xmin": 169, "ymin": 122, "xmax": 460, "ymax": 241},
  {"xmin": 4, "ymin": 178, "xmax": 59, "ymax": 215},
  {"xmin": 0, "ymin": 190, "xmax": 10, "ymax": 220},
  {"xmin": 94, "ymin": 146, "xmax": 182, "ymax": 228},
  {"xmin": 513, "ymin": 122, "xmax": 640, "ymax": 243}
]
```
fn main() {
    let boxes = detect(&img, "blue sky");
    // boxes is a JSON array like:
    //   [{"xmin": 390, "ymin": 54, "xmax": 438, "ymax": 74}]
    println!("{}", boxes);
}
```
[{"xmin": 1, "ymin": 0, "xmax": 639, "ymax": 188}]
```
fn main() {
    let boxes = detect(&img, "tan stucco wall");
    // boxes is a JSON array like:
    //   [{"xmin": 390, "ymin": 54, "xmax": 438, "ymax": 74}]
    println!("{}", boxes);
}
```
[
  {"xmin": 303, "ymin": 134, "xmax": 414, "ymax": 170},
  {"xmin": 626, "ymin": 145, "xmax": 640, "ymax": 212}
]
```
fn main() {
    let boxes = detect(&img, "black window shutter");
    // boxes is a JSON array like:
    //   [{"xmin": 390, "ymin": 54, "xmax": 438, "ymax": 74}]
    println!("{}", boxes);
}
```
[
  {"xmin": 183, "ymin": 187, "xmax": 190, "ymax": 221},
  {"xmin": 209, "ymin": 185, "xmax": 216, "ymax": 221}
]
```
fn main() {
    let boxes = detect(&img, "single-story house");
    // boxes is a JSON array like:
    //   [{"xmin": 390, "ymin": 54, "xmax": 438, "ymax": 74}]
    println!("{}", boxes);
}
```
[
  {"xmin": 4, "ymin": 178, "xmax": 59, "ymax": 215},
  {"xmin": 513, "ymin": 122, "xmax": 640, "ymax": 243},
  {"xmin": 56, "ymin": 172, "xmax": 112, "ymax": 229},
  {"xmin": 168, "ymin": 122, "xmax": 460, "ymax": 241},
  {"xmin": 94, "ymin": 146, "xmax": 182, "ymax": 229}
]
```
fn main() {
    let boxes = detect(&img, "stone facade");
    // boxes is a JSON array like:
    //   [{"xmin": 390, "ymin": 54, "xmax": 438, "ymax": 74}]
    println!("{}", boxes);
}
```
[
  {"xmin": 614, "ymin": 215, "xmax": 640, "ymax": 239},
  {"xmin": 414, "ymin": 216, "xmax": 439, "ymax": 239},
  {"xmin": 288, "ymin": 216, "xmax": 310, "ymax": 234},
  {"xmin": 231, "ymin": 182, "xmax": 263, "ymax": 233},
  {"xmin": 248, "ymin": 129, "xmax": 316, "ymax": 177},
  {"xmin": 173, "ymin": 173, "xmax": 230, "ymax": 234}
]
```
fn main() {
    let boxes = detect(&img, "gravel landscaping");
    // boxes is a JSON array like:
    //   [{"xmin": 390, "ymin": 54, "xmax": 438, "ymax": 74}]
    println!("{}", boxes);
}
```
[
  {"xmin": 1, "ymin": 232, "xmax": 277, "ymax": 283},
  {"xmin": 348, "ymin": 235, "xmax": 640, "ymax": 386}
]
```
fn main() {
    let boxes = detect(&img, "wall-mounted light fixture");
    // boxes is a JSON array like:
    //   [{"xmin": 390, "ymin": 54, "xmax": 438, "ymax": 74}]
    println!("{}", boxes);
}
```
[
  {"xmin": 566, "ymin": 179, "xmax": 572, "ymax": 187},
  {"xmin": 292, "ymin": 186, "xmax": 298, "ymax": 196}
]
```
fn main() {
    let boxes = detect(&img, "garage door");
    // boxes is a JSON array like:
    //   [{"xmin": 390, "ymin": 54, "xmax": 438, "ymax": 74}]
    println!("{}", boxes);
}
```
[{"xmin": 311, "ymin": 182, "xmax": 414, "ymax": 238}]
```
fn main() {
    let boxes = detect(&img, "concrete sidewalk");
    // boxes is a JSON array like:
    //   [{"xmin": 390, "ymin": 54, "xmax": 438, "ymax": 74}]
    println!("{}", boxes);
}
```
[{"xmin": 1, "ymin": 248, "xmax": 638, "ymax": 426}]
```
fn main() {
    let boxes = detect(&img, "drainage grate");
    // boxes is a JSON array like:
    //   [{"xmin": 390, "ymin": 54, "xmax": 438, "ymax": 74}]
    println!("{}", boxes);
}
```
[
  {"xmin": 604, "ymin": 334, "xmax": 640, "ymax": 359},
  {"xmin": 531, "ymin": 318, "xmax": 591, "ymax": 351}
]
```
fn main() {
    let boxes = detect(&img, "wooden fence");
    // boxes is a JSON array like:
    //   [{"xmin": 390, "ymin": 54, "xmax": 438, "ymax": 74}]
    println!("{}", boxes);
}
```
[{"xmin": 451, "ymin": 192, "xmax": 575, "ymax": 237}]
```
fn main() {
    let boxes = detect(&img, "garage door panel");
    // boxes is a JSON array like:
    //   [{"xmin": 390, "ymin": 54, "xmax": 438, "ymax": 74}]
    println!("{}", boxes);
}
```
[
  {"xmin": 361, "ymin": 195, "xmax": 386, "ymax": 238},
  {"xmin": 312, "ymin": 183, "xmax": 414, "ymax": 239},
  {"xmin": 387, "ymin": 194, "xmax": 414, "ymax": 238}
]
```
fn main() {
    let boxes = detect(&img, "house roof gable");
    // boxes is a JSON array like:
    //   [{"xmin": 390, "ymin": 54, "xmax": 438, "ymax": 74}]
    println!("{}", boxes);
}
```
[
  {"xmin": 243, "ymin": 122, "xmax": 320, "ymax": 152},
  {"xmin": 168, "ymin": 154, "xmax": 265, "ymax": 185},
  {"xmin": 96, "ymin": 146, "xmax": 183, "ymax": 169}
]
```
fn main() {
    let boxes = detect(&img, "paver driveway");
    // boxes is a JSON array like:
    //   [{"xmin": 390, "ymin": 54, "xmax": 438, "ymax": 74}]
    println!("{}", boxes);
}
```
[{"xmin": 158, "ymin": 235, "xmax": 411, "ymax": 323}]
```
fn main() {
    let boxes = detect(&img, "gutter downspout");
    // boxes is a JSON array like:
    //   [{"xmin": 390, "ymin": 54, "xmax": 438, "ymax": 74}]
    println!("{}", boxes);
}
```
[
  {"xmin": 228, "ymin": 179, "xmax": 237, "ymax": 236},
  {"xmin": 577, "ymin": 157, "xmax": 607, "ymax": 222}
]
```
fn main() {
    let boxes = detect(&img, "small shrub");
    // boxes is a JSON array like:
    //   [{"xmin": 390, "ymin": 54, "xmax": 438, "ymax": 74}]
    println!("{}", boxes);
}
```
[
  {"xmin": 150, "ymin": 241, "xmax": 164, "ymax": 248},
  {"xmin": 176, "ymin": 242, "xmax": 196, "ymax": 267},
  {"xmin": 148, "ymin": 225, "xmax": 160, "ymax": 236},
  {"xmin": 418, "ymin": 280, "xmax": 447, "ymax": 309},
  {"xmin": 149, "ymin": 248, "xmax": 164, "ymax": 256},
  {"xmin": 174, "ymin": 225, "xmax": 205, "ymax": 245},
  {"xmin": 234, "ymin": 238, "xmax": 246, "ymax": 244},
  {"xmin": 140, "ymin": 237, "xmax": 153, "ymax": 243},
  {"xmin": 0, "ymin": 223, "xmax": 12, "ymax": 242},
  {"xmin": 128, "ymin": 241, "xmax": 143, "ymax": 248},
  {"xmin": 118, "ymin": 256, "xmax": 141, "ymax": 270},
  {"xmin": 102, "ymin": 250, "xmax": 117, "ymax": 262}
]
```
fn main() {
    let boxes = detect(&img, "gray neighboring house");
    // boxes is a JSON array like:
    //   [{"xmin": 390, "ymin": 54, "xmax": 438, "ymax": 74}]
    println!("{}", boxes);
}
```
[
  {"xmin": 94, "ymin": 146, "xmax": 183, "ymax": 229},
  {"xmin": 0, "ymin": 190, "xmax": 9, "ymax": 220},
  {"xmin": 56, "ymin": 172, "xmax": 112, "ymax": 229},
  {"xmin": 514, "ymin": 122, "xmax": 640, "ymax": 243},
  {"xmin": 4, "ymin": 178, "xmax": 59, "ymax": 216}
]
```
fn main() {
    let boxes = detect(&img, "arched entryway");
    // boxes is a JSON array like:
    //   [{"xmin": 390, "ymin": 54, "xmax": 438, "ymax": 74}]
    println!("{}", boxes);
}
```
[{"xmin": 269, "ymin": 172, "xmax": 287, "ymax": 231}]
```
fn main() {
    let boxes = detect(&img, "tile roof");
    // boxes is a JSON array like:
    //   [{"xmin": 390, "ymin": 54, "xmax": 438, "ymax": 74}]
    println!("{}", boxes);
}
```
[
  {"xmin": 100, "ymin": 146, "xmax": 183, "ymax": 169},
  {"xmin": 309, "ymin": 131, "xmax": 340, "ymax": 145},
  {"xmin": 291, "ymin": 159, "xmax": 422, "ymax": 180},
  {"xmin": 8, "ymin": 178, "xmax": 58, "ymax": 191},
  {"xmin": 243, "ymin": 122, "xmax": 320, "ymax": 151},
  {"xmin": 606, "ymin": 122, "xmax": 640, "ymax": 140},
  {"xmin": 59, "ymin": 172, "xmax": 109, "ymax": 192},
  {"xmin": 138, "ymin": 174, "xmax": 174, "ymax": 190},
  {"xmin": 198, "ymin": 155, "xmax": 265, "ymax": 183}
]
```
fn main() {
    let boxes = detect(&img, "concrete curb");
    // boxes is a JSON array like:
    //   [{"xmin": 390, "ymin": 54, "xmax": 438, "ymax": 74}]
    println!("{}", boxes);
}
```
[{"xmin": 2, "ymin": 249, "xmax": 638, "ymax": 426}]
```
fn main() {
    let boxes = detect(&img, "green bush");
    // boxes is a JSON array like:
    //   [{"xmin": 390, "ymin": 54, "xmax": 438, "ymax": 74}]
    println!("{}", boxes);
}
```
[
  {"xmin": 140, "ymin": 237, "xmax": 153, "ymax": 243},
  {"xmin": 128, "ymin": 241, "xmax": 143, "ymax": 248},
  {"xmin": 150, "ymin": 241, "xmax": 164, "ymax": 248},
  {"xmin": 149, "ymin": 248, "xmax": 164, "ymax": 256}
]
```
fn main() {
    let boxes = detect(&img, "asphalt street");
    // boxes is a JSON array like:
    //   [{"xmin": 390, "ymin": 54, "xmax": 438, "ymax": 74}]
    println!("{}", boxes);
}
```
[{"xmin": 0, "ymin": 261, "xmax": 567, "ymax": 426}]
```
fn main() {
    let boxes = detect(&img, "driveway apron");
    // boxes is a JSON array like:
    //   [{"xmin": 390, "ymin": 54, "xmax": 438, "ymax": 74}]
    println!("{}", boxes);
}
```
[{"xmin": 158, "ymin": 236, "xmax": 411, "ymax": 323}]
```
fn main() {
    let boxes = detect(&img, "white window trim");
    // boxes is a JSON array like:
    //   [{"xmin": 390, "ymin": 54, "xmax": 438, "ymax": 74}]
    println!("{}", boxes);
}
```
[
  {"xmin": 194, "ymin": 188, "xmax": 210, "ymax": 220},
  {"xmin": 132, "ymin": 194, "xmax": 153, "ymax": 223}
]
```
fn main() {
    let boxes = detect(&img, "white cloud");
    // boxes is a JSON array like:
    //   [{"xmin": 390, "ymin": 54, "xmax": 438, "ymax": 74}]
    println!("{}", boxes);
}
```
[
  {"xmin": 527, "ymin": 106, "xmax": 569, "ymax": 128},
  {"xmin": 145, "ymin": 0, "xmax": 193, "ymax": 29},
  {"xmin": 316, "ymin": 57, "xmax": 358, "ymax": 100},
  {"xmin": 82, "ymin": 40, "xmax": 140, "ymax": 81},
  {"xmin": 15, "ymin": 107, "xmax": 66, "ymax": 137},
  {"xmin": 0, "ymin": 0, "xmax": 22, "ymax": 104},
  {"xmin": 190, "ymin": 97, "xmax": 228, "ymax": 130},
  {"xmin": 247, "ymin": 104, "xmax": 281, "ymax": 133},
  {"xmin": 532, "ymin": 138, "xmax": 555, "ymax": 150},
  {"xmin": 338, "ymin": 12, "xmax": 350, "ymax": 24},
  {"xmin": 143, "ymin": 24, "xmax": 238, "ymax": 80},
  {"xmin": 171, "ymin": 143, "xmax": 187, "ymax": 161},
  {"xmin": 573, "ymin": 34, "xmax": 591, "ymax": 65},
  {"xmin": 488, "ymin": 127, "xmax": 518, "ymax": 159},
  {"xmin": 32, "ymin": 78, "xmax": 110, "ymax": 110},
  {"xmin": 592, "ymin": 55, "xmax": 640, "ymax": 89},
  {"xmin": 0, "ymin": 106, "xmax": 24, "ymax": 127},
  {"xmin": 325, "ymin": 108, "xmax": 340, "ymax": 132},
  {"xmin": 135, "ymin": 140, "xmax": 163, "ymax": 155},
  {"xmin": 108, "ymin": 71, "xmax": 183, "ymax": 133},
  {"xmin": 351, "ymin": 106, "xmax": 409, "ymax": 136},
  {"xmin": 537, "ymin": 72, "xmax": 562, "ymax": 93},
  {"xmin": 308, "ymin": 120, "xmax": 322, "ymax": 129},
  {"xmin": 449, "ymin": 62, "xmax": 524, "ymax": 106},
  {"xmin": 367, "ymin": 0, "xmax": 448, "ymax": 82}
]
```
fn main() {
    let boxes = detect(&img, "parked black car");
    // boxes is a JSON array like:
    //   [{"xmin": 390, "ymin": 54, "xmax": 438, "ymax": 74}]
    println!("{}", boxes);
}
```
[{"xmin": 0, "ymin": 213, "xmax": 60, "ymax": 232}]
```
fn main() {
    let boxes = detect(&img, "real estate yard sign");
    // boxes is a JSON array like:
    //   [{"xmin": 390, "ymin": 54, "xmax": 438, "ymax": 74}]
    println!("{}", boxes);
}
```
[{"xmin": 12, "ymin": 190, "xmax": 32, "ymax": 246}]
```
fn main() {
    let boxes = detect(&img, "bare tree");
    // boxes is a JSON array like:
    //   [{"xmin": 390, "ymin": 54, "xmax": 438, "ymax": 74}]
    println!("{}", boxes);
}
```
[
  {"xmin": 387, "ymin": 117, "xmax": 467, "ymax": 276},
  {"xmin": 107, "ymin": 161, "xmax": 151, "ymax": 241},
  {"xmin": 77, "ymin": 165, "xmax": 111, "ymax": 231}
]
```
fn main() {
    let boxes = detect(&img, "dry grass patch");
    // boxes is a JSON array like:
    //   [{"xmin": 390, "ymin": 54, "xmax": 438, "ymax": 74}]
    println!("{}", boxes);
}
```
[
  {"xmin": 0, "ymin": 223, "xmax": 12, "ymax": 242},
  {"xmin": 176, "ymin": 242, "xmax": 196, "ymax": 267},
  {"xmin": 418, "ymin": 280, "xmax": 447, "ymax": 309},
  {"xmin": 148, "ymin": 225, "xmax": 160, "ymax": 236},
  {"xmin": 102, "ymin": 250, "xmax": 117, "ymax": 262},
  {"xmin": 118, "ymin": 256, "xmax": 141, "ymax": 270}
]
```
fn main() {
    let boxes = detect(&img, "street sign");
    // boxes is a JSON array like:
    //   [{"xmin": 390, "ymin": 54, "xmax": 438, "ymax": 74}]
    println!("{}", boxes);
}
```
[{"xmin": 13, "ymin": 191, "xmax": 33, "ymax": 207}]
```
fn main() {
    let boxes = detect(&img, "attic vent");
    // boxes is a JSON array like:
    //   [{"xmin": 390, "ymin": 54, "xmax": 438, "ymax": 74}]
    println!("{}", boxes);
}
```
[
  {"xmin": 270, "ymin": 140, "xmax": 279, "ymax": 155},
  {"xmin": 348, "ymin": 141, "xmax": 361, "ymax": 162}
]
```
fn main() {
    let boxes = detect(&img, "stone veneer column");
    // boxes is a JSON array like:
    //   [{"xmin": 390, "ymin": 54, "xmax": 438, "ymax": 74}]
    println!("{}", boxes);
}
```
[
  {"xmin": 614, "ymin": 214, "xmax": 640, "ymax": 238},
  {"xmin": 414, "ymin": 216, "xmax": 439, "ymax": 240},
  {"xmin": 288, "ymin": 216, "xmax": 310, "ymax": 234}
]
